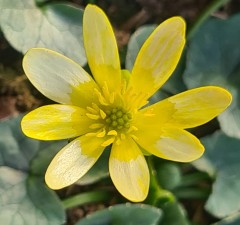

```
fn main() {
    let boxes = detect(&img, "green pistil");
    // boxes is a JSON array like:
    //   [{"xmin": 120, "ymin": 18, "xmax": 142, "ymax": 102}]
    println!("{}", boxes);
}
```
[{"xmin": 105, "ymin": 107, "xmax": 131, "ymax": 131}]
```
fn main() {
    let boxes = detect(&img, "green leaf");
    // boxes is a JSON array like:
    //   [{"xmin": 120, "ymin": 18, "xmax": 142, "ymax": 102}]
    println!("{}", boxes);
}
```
[
  {"xmin": 159, "ymin": 201, "xmax": 189, "ymax": 225},
  {"xmin": 183, "ymin": 15, "xmax": 240, "ymax": 138},
  {"xmin": 0, "ymin": 115, "xmax": 39, "ymax": 170},
  {"xmin": 195, "ymin": 131, "xmax": 240, "ymax": 218},
  {"xmin": 155, "ymin": 160, "xmax": 182, "ymax": 191},
  {"xmin": 0, "ymin": 115, "xmax": 66, "ymax": 224},
  {"xmin": 0, "ymin": 0, "xmax": 86, "ymax": 65},
  {"xmin": 214, "ymin": 213, "xmax": 240, "ymax": 225},
  {"xmin": 0, "ymin": 167, "xmax": 65, "ymax": 225},
  {"xmin": 76, "ymin": 204, "xmax": 162, "ymax": 225}
]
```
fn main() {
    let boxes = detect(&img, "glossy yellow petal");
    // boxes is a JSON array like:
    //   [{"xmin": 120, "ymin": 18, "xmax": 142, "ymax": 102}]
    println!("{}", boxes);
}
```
[
  {"xmin": 83, "ymin": 5, "xmax": 121, "ymax": 92},
  {"xmin": 136, "ymin": 86, "xmax": 232, "ymax": 130},
  {"xmin": 109, "ymin": 136, "xmax": 149, "ymax": 202},
  {"xmin": 45, "ymin": 135, "xmax": 104, "ymax": 189},
  {"xmin": 129, "ymin": 17, "xmax": 185, "ymax": 100},
  {"xmin": 135, "ymin": 127, "xmax": 204, "ymax": 162},
  {"xmin": 21, "ymin": 104, "xmax": 92, "ymax": 140},
  {"xmin": 23, "ymin": 48, "xmax": 98, "ymax": 107}
]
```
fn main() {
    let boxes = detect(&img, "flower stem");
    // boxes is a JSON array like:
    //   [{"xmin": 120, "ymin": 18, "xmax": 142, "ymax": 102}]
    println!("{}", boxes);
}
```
[
  {"xmin": 146, "ymin": 157, "xmax": 175, "ymax": 206},
  {"xmin": 62, "ymin": 190, "xmax": 110, "ymax": 209},
  {"xmin": 187, "ymin": 0, "xmax": 230, "ymax": 39}
]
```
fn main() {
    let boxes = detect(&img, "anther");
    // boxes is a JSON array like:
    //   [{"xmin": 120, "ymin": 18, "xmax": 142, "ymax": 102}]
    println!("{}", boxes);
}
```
[
  {"xmin": 86, "ymin": 113, "xmax": 100, "ymax": 120},
  {"xmin": 101, "ymin": 137, "xmax": 115, "ymax": 147},
  {"xmin": 97, "ymin": 129, "xmax": 106, "ymax": 137},
  {"xmin": 107, "ymin": 130, "xmax": 118, "ymax": 136},
  {"xmin": 100, "ymin": 109, "xmax": 106, "ymax": 119},
  {"xmin": 89, "ymin": 123, "xmax": 104, "ymax": 129}
]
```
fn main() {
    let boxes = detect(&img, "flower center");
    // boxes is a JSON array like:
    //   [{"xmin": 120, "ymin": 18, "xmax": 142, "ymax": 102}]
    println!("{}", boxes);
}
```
[
  {"xmin": 85, "ymin": 83, "xmax": 138, "ymax": 146},
  {"xmin": 105, "ymin": 107, "xmax": 131, "ymax": 131}
]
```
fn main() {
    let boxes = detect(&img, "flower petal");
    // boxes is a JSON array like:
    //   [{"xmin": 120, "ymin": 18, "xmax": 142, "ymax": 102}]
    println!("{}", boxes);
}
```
[
  {"xmin": 21, "ymin": 104, "xmax": 92, "ymax": 140},
  {"xmin": 129, "ymin": 17, "xmax": 185, "ymax": 100},
  {"xmin": 135, "ymin": 86, "xmax": 232, "ymax": 130},
  {"xmin": 45, "ymin": 135, "xmax": 105, "ymax": 189},
  {"xmin": 109, "ymin": 136, "xmax": 149, "ymax": 202},
  {"xmin": 83, "ymin": 5, "xmax": 121, "ymax": 92},
  {"xmin": 135, "ymin": 127, "xmax": 204, "ymax": 162},
  {"xmin": 23, "ymin": 48, "xmax": 98, "ymax": 107}
]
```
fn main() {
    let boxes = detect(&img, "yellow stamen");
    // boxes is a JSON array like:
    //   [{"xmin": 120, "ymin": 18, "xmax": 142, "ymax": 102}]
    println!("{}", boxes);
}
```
[
  {"xmin": 100, "ymin": 109, "xmax": 107, "ymax": 119},
  {"xmin": 101, "ymin": 137, "xmax": 115, "ymax": 147},
  {"xmin": 86, "ymin": 106, "xmax": 98, "ymax": 114},
  {"xmin": 127, "ymin": 125, "xmax": 138, "ymax": 133},
  {"xmin": 92, "ymin": 103, "xmax": 100, "ymax": 111},
  {"xmin": 131, "ymin": 134, "xmax": 138, "ymax": 141},
  {"xmin": 86, "ymin": 132, "xmax": 98, "ymax": 137},
  {"xmin": 97, "ymin": 129, "xmax": 106, "ymax": 137},
  {"xmin": 109, "ymin": 93, "xmax": 115, "ymax": 104},
  {"xmin": 107, "ymin": 130, "xmax": 118, "ymax": 136},
  {"xmin": 86, "ymin": 113, "xmax": 100, "ymax": 120},
  {"xmin": 89, "ymin": 123, "xmax": 104, "ymax": 129},
  {"xmin": 102, "ymin": 82, "xmax": 110, "ymax": 97},
  {"xmin": 94, "ymin": 88, "xmax": 108, "ymax": 105}
]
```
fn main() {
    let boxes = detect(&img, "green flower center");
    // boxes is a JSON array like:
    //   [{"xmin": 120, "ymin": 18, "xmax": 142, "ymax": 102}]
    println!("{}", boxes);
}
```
[{"xmin": 105, "ymin": 107, "xmax": 132, "ymax": 130}]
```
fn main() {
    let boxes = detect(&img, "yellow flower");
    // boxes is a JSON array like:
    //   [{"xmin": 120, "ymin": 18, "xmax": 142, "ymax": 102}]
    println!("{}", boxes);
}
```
[{"xmin": 21, "ymin": 4, "xmax": 231, "ymax": 202}]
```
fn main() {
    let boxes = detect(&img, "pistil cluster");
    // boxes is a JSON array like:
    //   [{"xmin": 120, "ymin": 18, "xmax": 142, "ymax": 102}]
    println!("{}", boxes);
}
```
[{"xmin": 105, "ymin": 107, "xmax": 131, "ymax": 131}]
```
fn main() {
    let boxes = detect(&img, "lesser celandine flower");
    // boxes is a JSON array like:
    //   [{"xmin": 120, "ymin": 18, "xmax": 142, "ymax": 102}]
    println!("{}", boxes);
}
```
[{"xmin": 21, "ymin": 4, "xmax": 231, "ymax": 202}]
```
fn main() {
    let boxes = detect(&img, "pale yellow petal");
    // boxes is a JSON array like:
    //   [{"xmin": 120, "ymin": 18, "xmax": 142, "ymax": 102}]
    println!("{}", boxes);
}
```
[
  {"xmin": 45, "ymin": 135, "xmax": 104, "ymax": 189},
  {"xmin": 135, "ymin": 86, "xmax": 232, "ymax": 130},
  {"xmin": 21, "ymin": 104, "xmax": 92, "ymax": 140},
  {"xmin": 23, "ymin": 48, "xmax": 98, "ymax": 107},
  {"xmin": 83, "ymin": 5, "xmax": 121, "ymax": 92},
  {"xmin": 128, "ymin": 17, "xmax": 185, "ymax": 100},
  {"xmin": 109, "ymin": 136, "xmax": 149, "ymax": 202},
  {"xmin": 135, "ymin": 127, "xmax": 204, "ymax": 162}
]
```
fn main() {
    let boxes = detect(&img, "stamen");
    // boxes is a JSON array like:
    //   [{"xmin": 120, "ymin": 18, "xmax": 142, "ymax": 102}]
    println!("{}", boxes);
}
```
[
  {"xmin": 94, "ymin": 88, "xmax": 108, "ymax": 105},
  {"xmin": 92, "ymin": 103, "xmax": 100, "ymax": 111},
  {"xmin": 86, "ymin": 113, "xmax": 100, "ymax": 120},
  {"xmin": 102, "ymin": 82, "xmax": 110, "ymax": 98},
  {"xmin": 97, "ymin": 129, "xmax": 106, "ymax": 137},
  {"xmin": 89, "ymin": 123, "xmax": 104, "ymax": 129},
  {"xmin": 127, "ymin": 125, "xmax": 138, "ymax": 133},
  {"xmin": 131, "ymin": 134, "xmax": 138, "ymax": 141},
  {"xmin": 109, "ymin": 93, "xmax": 115, "ymax": 104},
  {"xmin": 121, "ymin": 79, "xmax": 127, "ymax": 95},
  {"xmin": 101, "ymin": 137, "xmax": 115, "ymax": 147},
  {"xmin": 86, "ymin": 132, "xmax": 98, "ymax": 137},
  {"xmin": 86, "ymin": 106, "xmax": 98, "ymax": 114},
  {"xmin": 107, "ymin": 130, "xmax": 118, "ymax": 136},
  {"xmin": 100, "ymin": 109, "xmax": 107, "ymax": 119}
]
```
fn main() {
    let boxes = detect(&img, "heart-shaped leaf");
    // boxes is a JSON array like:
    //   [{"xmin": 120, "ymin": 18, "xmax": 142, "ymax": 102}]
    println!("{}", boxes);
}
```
[
  {"xmin": 160, "ymin": 201, "xmax": 189, "ymax": 225},
  {"xmin": 0, "ymin": 166, "xmax": 65, "ymax": 225},
  {"xmin": 76, "ymin": 203, "xmax": 162, "ymax": 225},
  {"xmin": 0, "ymin": 115, "xmax": 66, "ymax": 224},
  {"xmin": 194, "ymin": 131, "xmax": 240, "ymax": 218},
  {"xmin": 0, "ymin": 0, "xmax": 86, "ymax": 65},
  {"xmin": 214, "ymin": 213, "xmax": 240, "ymax": 225},
  {"xmin": 183, "ymin": 15, "xmax": 240, "ymax": 138}
]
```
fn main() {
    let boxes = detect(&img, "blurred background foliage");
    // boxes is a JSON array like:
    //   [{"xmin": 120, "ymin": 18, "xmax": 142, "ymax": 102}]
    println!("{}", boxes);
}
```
[{"xmin": 1, "ymin": 0, "xmax": 240, "ymax": 224}]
